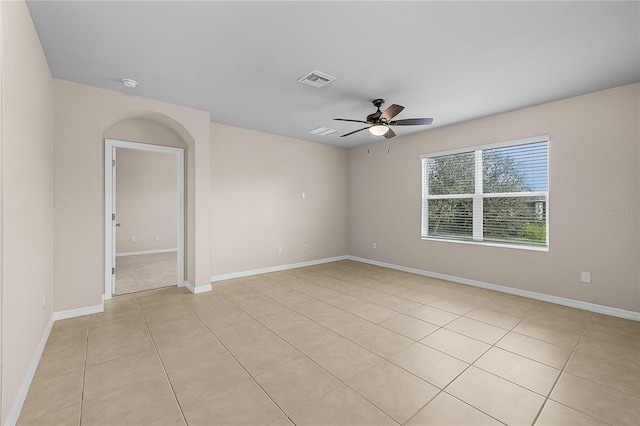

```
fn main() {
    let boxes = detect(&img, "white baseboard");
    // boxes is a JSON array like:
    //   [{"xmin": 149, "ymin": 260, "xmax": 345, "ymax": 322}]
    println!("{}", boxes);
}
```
[
  {"xmin": 5, "ymin": 303, "xmax": 103, "ymax": 425},
  {"xmin": 52, "ymin": 304, "xmax": 104, "ymax": 321},
  {"xmin": 4, "ymin": 316, "xmax": 54, "ymax": 426},
  {"xmin": 115, "ymin": 248, "xmax": 178, "ymax": 257},
  {"xmin": 347, "ymin": 256, "xmax": 640, "ymax": 321},
  {"xmin": 182, "ymin": 281, "xmax": 212, "ymax": 294},
  {"xmin": 211, "ymin": 256, "xmax": 349, "ymax": 282}
]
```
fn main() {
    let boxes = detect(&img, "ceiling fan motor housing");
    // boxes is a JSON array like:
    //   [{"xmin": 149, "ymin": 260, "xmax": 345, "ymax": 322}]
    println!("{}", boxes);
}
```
[
  {"xmin": 367, "ymin": 99, "xmax": 385, "ymax": 123},
  {"xmin": 366, "ymin": 112, "xmax": 381, "ymax": 123}
]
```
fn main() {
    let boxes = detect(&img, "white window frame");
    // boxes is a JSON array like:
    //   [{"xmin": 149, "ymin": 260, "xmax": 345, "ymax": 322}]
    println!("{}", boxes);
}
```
[{"xmin": 421, "ymin": 135, "xmax": 549, "ymax": 252}]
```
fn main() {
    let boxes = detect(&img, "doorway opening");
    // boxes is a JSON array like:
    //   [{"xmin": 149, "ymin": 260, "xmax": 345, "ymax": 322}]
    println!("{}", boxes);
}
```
[{"xmin": 104, "ymin": 139, "xmax": 185, "ymax": 299}]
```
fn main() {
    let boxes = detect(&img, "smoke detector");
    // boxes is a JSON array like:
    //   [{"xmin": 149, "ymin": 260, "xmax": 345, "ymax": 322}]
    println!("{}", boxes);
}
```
[
  {"xmin": 298, "ymin": 70, "xmax": 335, "ymax": 88},
  {"xmin": 122, "ymin": 78, "xmax": 138, "ymax": 88}
]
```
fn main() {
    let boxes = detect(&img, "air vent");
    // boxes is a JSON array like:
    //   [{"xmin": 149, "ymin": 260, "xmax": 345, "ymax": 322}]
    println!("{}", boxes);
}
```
[
  {"xmin": 308, "ymin": 127, "xmax": 337, "ymax": 136},
  {"xmin": 298, "ymin": 70, "xmax": 335, "ymax": 88}
]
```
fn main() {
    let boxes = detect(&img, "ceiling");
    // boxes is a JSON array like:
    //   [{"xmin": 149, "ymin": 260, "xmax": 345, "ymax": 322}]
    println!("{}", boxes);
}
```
[{"xmin": 26, "ymin": 1, "xmax": 639, "ymax": 149}]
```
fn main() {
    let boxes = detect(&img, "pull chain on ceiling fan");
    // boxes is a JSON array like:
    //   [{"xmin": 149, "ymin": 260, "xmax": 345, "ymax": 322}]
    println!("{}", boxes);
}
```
[{"xmin": 334, "ymin": 99, "xmax": 433, "ymax": 139}]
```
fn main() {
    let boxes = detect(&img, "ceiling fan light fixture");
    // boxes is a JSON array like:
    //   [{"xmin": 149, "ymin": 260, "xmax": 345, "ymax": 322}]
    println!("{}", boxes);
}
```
[{"xmin": 369, "ymin": 125, "xmax": 389, "ymax": 136}]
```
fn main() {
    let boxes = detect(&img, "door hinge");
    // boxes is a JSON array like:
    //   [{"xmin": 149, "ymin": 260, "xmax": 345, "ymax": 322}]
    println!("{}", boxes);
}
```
[
  {"xmin": 112, "ymin": 159, "xmax": 116, "ymax": 167},
  {"xmin": 112, "ymin": 267, "xmax": 115, "ymax": 274},
  {"xmin": 112, "ymin": 213, "xmax": 116, "ymax": 220}
]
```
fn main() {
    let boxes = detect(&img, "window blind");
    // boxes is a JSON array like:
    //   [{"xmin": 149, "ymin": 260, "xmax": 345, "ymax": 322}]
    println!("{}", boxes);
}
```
[{"xmin": 422, "ymin": 138, "xmax": 549, "ymax": 249}]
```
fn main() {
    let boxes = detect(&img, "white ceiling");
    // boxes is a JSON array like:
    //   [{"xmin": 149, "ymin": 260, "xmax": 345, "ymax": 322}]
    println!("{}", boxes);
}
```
[{"xmin": 27, "ymin": 1, "xmax": 639, "ymax": 148}]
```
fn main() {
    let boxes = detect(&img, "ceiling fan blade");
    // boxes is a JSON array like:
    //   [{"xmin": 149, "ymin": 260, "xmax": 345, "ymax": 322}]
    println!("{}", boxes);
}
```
[
  {"xmin": 340, "ymin": 126, "xmax": 371, "ymax": 137},
  {"xmin": 380, "ymin": 104, "xmax": 405, "ymax": 122},
  {"xmin": 385, "ymin": 128, "xmax": 397, "ymax": 139},
  {"xmin": 388, "ymin": 118, "xmax": 433, "ymax": 126},
  {"xmin": 334, "ymin": 118, "xmax": 370, "ymax": 124}
]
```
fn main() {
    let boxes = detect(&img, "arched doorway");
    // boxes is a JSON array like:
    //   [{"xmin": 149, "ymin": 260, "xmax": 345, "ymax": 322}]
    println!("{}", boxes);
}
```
[{"xmin": 102, "ymin": 113, "xmax": 192, "ymax": 299}]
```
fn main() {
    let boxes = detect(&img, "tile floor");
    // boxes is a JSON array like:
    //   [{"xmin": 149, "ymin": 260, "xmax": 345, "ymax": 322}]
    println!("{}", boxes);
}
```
[{"xmin": 17, "ymin": 260, "xmax": 640, "ymax": 425}]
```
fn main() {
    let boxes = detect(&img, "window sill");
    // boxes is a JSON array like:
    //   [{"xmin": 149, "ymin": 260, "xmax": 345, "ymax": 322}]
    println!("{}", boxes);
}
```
[{"xmin": 421, "ymin": 237, "xmax": 549, "ymax": 252}]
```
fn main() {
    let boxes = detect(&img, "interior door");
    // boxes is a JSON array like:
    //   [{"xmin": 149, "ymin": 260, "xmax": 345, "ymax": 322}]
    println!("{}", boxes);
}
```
[{"xmin": 105, "ymin": 139, "xmax": 184, "ymax": 300}]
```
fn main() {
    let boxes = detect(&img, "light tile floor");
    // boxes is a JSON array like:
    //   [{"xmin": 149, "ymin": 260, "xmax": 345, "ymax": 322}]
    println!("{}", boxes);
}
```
[{"xmin": 17, "ymin": 260, "xmax": 640, "ymax": 425}]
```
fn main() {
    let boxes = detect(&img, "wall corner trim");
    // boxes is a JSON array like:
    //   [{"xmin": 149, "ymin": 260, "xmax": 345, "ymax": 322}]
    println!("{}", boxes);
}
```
[
  {"xmin": 347, "ymin": 256, "xmax": 640, "ymax": 321},
  {"xmin": 210, "ymin": 255, "xmax": 350, "ymax": 282},
  {"xmin": 183, "ymin": 281, "xmax": 212, "ymax": 294}
]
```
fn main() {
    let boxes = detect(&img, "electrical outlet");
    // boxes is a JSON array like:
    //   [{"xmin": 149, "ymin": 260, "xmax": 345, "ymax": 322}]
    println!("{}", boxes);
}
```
[
  {"xmin": 277, "ymin": 246, "xmax": 282, "ymax": 254},
  {"xmin": 130, "ymin": 236, "xmax": 136, "ymax": 243},
  {"xmin": 581, "ymin": 272, "xmax": 591, "ymax": 283},
  {"xmin": 154, "ymin": 235, "xmax": 159, "ymax": 241},
  {"xmin": 372, "ymin": 242, "xmax": 377, "ymax": 250},
  {"xmin": 304, "ymin": 244, "xmax": 308, "ymax": 250},
  {"xmin": 302, "ymin": 192, "xmax": 306, "ymax": 199}
]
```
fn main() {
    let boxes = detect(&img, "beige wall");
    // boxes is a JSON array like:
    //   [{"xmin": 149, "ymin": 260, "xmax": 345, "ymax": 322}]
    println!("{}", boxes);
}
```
[
  {"xmin": 1, "ymin": 1, "xmax": 53, "ymax": 423},
  {"xmin": 210, "ymin": 123, "xmax": 349, "ymax": 276},
  {"xmin": 349, "ymin": 83, "xmax": 640, "ymax": 312},
  {"xmin": 53, "ymin": 80, "xmax": 211, "ymax": 311},
  {"xmin": 114, "ymin": 148, "xmax": 178, "ymax": 253},
  {"xmin": 105, "ymin": 117, "xmax": 187, "ymax": 149}
]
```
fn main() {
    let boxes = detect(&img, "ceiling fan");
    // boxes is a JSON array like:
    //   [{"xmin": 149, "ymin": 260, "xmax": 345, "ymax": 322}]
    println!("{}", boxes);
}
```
[{"xmin": 334, "ymin": 99, "xmax": 433, "ymax": 139}]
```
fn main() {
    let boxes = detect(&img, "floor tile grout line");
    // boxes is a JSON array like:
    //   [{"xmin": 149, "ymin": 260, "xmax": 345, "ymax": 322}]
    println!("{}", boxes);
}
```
[
  {"xmin": 419, "ymin": 300, "xmax": 586, "ymax": 424},
  {"xmin": 195, "ymin": 274, "xmax": 640, "ymax": 422},
  {"xmin": 23, "ymin": 318, "xmax": 91, "ymax": 424},
  {"xmin": 134, "ymin": 293, "xmax": 189, "ymax": 426},
  {"xmin": 402, "ymin": 389, "xmax": 507, "ymax": 426},
  {"xmin": 38, "ymin": 262, "xmax": 635, "ymax": 426},
  {"xmin": 263, "ymin": 267, "xmax": 539, "ymax": 338},
  {"xmin": 228, "ymin": 267, "xmax": 637, "ymax": 420},
  {"xmin": 233, "ymin": 272, "xmax": 473, "ymax": 351},
  {"xmin": 309, "ymin": 266, "xmax": 488, "ymax": 307},
  {"xmin": 77, "ymin": 314, "xmax": 91, "ymax": 425},
  {"xmin": 435, "ymin": 326, "xmax": 510, "ymax": 422},
  {"xmin": 213, "ymin": 285, "xmax": 432, "ymax": 425},
  {"xmin": 252, "ymin": 270, "xmax": 432, "ymax": 316},
  {"xmin": 223, "ymin": 264, "xmax": 631, "ymax": 424},
  {"xmin": 217, "ymin": 274, "xmax": 497, "ymax": 425},
  {"xmin": 225, "ymin": 269, "xmax": 532, "ymax": 402},
  {"xmin": 529, "ymin": 312, "xmax": 608, "ymax": 426},
  {"xmin": 176, "ymin": 292, "xmax": 298, "ymax": 426},
  {"xmin": 556, "ymin": 311, "xmax": 639, "ymax": 422},
  {"xmin": 432, "ymin": 297, "xmax": 607, "ymax": 424},
  {"xmin": 557, "ymin": 342, "xmax": 640, "ymax": 399},
  {"xmin": 402, "ymin": 295, "xmax": 567, "ymax": 423},
  {"xmin": 215, "ymin": 281, "xmax": 392, "ymax": 362}
]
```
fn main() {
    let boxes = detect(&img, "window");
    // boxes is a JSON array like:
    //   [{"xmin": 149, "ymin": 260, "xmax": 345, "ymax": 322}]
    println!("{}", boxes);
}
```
[{"xmin": 421, "ymin": 136, "xmax": 549, "ymax": 250}]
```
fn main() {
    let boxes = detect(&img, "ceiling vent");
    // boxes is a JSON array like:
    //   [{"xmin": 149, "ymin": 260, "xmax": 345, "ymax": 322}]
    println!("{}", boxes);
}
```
[
  {"xmin": 308, "ymin": 127, "xmax": 337, "ymax": 136},
  {"xmin": 298, "ymin": 70, "xmax": 335, "ymax": 88}
]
